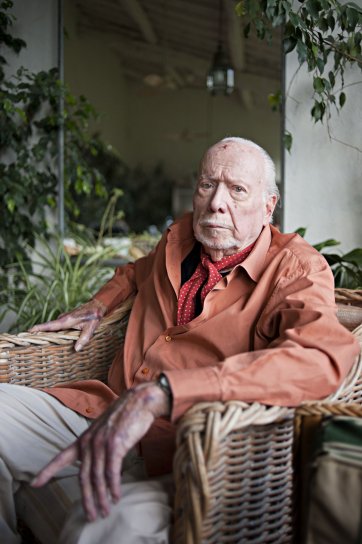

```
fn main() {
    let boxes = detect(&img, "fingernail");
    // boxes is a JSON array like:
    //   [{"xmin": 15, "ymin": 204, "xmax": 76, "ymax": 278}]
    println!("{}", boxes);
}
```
[{"xmin": 75, "ymin": 344, "xmax": 82, "ymax": 352}]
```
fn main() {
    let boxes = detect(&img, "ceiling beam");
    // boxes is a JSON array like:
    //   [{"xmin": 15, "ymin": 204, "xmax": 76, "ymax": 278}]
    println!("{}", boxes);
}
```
[
  {"xmin": 236, "ymin": 71, "xmax": 279, "ymax": 92},
  {"xmin": 80, "ymin": 26, "xmax": 279, "ymax": 92},
  {"xmin": 113, "ymin": 37, "xmax": 279, "ymax": 90},
  {"xmin": 165, "ymin": 65, "xmax": 185, "ymax": 88},
  {"xmin": 109, "ymin": 36, "xmax": 209, "ymax": 74},
  {"xmin": 121, "ymin": 0, "xmax": 158, "ymax": 45}
]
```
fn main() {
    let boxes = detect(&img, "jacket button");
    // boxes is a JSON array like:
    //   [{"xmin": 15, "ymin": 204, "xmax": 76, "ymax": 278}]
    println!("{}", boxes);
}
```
[
  {"xmin": 141, "ymin": 367, "xmax": 149, "ymax": 375},
  {"xmin": 165, "ymin": 335, "xmax": 172, "ymax": 342}
]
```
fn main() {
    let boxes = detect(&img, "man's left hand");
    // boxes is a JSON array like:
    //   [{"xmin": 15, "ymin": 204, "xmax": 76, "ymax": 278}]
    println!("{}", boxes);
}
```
[{"xmin": 31, "ymin": 383, "xmax": 170, "ymax": 521}]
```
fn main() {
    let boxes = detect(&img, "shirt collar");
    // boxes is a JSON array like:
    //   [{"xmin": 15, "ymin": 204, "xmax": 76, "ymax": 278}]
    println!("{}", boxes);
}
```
[
  {"xmin": 166, "ymin": 213, "xmax": 195, "ymax": 296},
  {"xmin": 240, "ymin": 225, "xmax": 272, "ymax": 282},
  {"xmin": 167, "ymin": 212, "xmax": 194, "ymax": 242}
]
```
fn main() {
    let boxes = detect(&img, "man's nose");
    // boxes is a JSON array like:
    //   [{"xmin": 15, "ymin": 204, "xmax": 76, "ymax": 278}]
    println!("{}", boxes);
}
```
[{"xmin": 208, "ymin": 184, "xmax": 227, "ymax": 213}]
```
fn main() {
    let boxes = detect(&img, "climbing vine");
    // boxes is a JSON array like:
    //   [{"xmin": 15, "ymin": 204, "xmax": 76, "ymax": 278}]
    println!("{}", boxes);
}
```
[{"xmin": 236, "ymin": 0, "xmax": 362, "ymax": 148}]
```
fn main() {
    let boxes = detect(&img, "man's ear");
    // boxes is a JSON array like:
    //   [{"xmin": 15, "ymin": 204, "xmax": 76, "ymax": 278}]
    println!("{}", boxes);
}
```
[{"xmin": 263, "ymin": 195, "xmax": 278, "ymax": 225}]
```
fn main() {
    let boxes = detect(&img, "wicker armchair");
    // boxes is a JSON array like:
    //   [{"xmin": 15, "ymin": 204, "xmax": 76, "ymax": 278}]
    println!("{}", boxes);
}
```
[{"xmin": 1, "ymin": 290, "xmax": 362, "ymax": 544}]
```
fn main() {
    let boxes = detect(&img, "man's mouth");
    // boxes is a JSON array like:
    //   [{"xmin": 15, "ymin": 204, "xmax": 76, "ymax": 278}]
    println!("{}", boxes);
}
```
[{"xmin": 200, "ymin": 221, "xmax": 231, "ymax": 230}]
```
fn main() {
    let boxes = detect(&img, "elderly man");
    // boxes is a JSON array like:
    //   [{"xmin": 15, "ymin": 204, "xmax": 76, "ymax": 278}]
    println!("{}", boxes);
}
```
[{"xmin": 0, "ymin": 137, "xmax": 359, "ymax": 544}]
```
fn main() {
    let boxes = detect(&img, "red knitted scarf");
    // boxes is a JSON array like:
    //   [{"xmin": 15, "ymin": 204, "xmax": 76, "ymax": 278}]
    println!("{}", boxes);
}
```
[{"xmin": 177, "ymin": 242, "xmax": 255, "ymax": 325}]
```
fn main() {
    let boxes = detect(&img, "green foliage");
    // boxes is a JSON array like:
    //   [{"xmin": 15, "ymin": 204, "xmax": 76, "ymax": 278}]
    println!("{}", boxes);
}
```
[
  {"xmin": 0, "ymin": 236, "xmax": 116, "ymax": 332},
  {"xmin": 236, "ymin": 0, "xmax": 362, "ymax": 125},
  {"xmin": 71, "ymin": 144, "xmax": 173, "ymax": 234},
  {"xmin": 268, "ymin": 90, "xmax": 282, "ymax": 111},
  {"xmin": 96, "ymin": 188, "xmax": 124, "ymax": 241},
  {"xmin": 0, "ymin": 1, "xmax": 110, "ymax": 290},
  {"xmin": 69, "ymin": 138, "xmax": 127, "ymax": 230},
  {"xmin": 318, "ymin": 245, "xmax": 362, "ymax": 288},
  {"xmin": 0, "ymin": 64, "xmax": 110, "ymax": 269},
  {"xmin": 119, "ymin": 163, "xmax": 173, "ymax": 233},
  {"xmin": 0, "ymin": 0, "xmax": 26, "ymax": 80},
  {"xmin": 283, "ymin": 130, "xmax": 293, "ymax": 152},
  {"xmin": 296, "ymin": 228, "xmax": 362, "ymax": 288}
]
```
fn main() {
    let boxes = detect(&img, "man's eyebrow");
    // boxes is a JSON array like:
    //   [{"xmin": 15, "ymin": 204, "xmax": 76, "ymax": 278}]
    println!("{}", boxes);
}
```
[
  {"xmin": 198, "ymin": 174, "xmax": 216, "ymax": 181},
  {"xmin": 199, "ymin": 174, "xmax": 222, "ymax": 180}
]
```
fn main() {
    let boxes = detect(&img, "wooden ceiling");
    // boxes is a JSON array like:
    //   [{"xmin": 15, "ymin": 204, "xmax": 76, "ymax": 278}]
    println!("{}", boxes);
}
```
[{"xmin": 73, "ymin": 0, "xmax": 282, "ymax": 108}]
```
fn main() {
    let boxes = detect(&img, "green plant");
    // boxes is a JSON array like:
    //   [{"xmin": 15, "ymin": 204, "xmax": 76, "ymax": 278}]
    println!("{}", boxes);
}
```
[
  {"xmin": 0, "ymin": 1, "xmax": 111, "ymax": 290},
  {"xmin": 295, "ymin": 228, "xmax": 362, "ymax": 288},
  {"xmin": 236, "ymin": 0, "xmax": 362, "ymax": 149},
  {"xmin": 71, "ymin": 142, "xmax": 173, "ymax": 234},
  {"xmin": 119, "ymin": 163, "xmax": 173, "ymax": 233},
  {"xmin": 0, "ymin": 235, "xmax": 116, "ymax": 332},
  {"xmin": 69, "ymin": 138, "xmax": 128, "ymax": 231},
  {"xmin": 0, "ymin": 66, "xmax": 109, "ymax": 273},
  {"xmin": 96, "ymin": 188, "xmax": 125, "ymax": 241}
]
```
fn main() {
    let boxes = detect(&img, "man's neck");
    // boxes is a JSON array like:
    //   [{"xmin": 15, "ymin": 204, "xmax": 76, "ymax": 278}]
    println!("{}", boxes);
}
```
[
  {"xmin": 202, "ymin": 248, "xmax": 230, "ymax": 262},
  {"xmin": 202, "ymin": 243, "xmax": 256, "ymax": 263}
]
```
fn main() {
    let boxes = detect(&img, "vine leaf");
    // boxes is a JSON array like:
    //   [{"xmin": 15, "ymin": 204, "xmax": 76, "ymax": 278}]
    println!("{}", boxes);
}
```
[{"xmin": 235, "ymin": 0, "xmax": 362, "ymax": 149}]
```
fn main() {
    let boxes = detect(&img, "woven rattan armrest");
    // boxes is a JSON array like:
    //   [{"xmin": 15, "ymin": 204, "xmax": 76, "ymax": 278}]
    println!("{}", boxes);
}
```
[
  {"xmin": 1, "ymin": 288, "xmax": 360, "ymax": 387},
  {"xmin": 335, "ymin": 289, "xmax": 362, "ymax": 331},
  {"xmin": 0, "ymin": 297, "xmax": 133, "ymax": 388},
  {"xmin": 173, "ymin": 401, "xmax": 295, "ymax": 544}
]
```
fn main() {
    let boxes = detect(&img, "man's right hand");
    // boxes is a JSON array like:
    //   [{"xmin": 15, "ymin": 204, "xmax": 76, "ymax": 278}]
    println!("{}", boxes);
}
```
[{"xmin": 29, "ymin": 298, "xmax": 107, "ymax": 352}]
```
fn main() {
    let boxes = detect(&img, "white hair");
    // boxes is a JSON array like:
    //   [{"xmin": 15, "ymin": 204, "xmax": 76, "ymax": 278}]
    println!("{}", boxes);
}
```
[{"xmin": 221, "ymin": 137, "xmax": 280, "ymax": 202}]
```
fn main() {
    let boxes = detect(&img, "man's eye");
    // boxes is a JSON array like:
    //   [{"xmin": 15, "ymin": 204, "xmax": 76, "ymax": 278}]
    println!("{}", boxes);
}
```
[
  {"xmin": 200, "ymin": 182, "xmax": 213, "ymax": 189},
  {"xmin": 233, "ymin": 185, "xmax": 246, "ymax": 193}
]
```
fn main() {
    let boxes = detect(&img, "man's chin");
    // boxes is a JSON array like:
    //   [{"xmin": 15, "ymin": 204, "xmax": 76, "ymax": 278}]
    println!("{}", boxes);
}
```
[{"xmin": 194, "ymin": 232, "xmax": 237, "ymax": 251}]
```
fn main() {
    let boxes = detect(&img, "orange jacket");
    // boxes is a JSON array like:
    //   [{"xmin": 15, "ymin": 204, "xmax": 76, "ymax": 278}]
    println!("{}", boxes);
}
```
[{"xmin": 46, "ymin": 213, "xmax": 360, "ymax": 475}]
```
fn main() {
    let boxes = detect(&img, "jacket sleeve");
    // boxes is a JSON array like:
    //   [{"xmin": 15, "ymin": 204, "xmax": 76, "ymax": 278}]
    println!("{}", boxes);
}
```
[{"xmin": 165, "ymin": 261, "xmax": 361, "ymax": 422}]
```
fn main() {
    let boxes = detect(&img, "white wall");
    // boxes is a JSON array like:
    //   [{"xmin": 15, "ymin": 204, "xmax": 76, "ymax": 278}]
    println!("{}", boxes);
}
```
[
  {"xmin": 7, "ymin": 0, "xmax": 58, "ymax": 74},
  {"xmin": 283, "ymin": 15, "xmax": 362, "ymax": 251}
]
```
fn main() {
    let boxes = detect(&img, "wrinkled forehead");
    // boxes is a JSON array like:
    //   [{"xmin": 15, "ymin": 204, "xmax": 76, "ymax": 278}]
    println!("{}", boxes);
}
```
[{"xmin": 199, "ymin": 141, "xmax": 265, "ymax": 177}]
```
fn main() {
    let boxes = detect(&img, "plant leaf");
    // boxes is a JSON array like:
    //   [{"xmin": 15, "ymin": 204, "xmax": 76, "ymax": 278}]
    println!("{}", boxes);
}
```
[
  {"xmin": 313, "ymin": 238, "xmax": 340, "ymax": 251},
  {"xmin": 294, "ymin": 227, "xmax": 307, "ymax": 237},
  {"xmin": 283, "ymin": 130, "xmax": 293, "ymax": 152},
  {"xmin": 342, "ymin": 248, "xmax": 362, "ymax": 266}
]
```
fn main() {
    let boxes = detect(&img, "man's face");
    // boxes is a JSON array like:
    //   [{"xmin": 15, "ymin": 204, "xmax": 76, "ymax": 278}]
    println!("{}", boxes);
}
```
[{"xmin": 192, "ymin": 142, "xmax": 276, "ymax": 257}]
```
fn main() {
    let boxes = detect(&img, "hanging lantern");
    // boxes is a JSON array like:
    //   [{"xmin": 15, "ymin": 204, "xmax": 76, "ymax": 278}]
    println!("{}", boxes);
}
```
[
  {"xmin": 206, "ymin": 43, "xmax": 234, "ymax": 96},
  {"xmin": 206, "ymin": 0, "xmax": 234, "ymax": 96}
]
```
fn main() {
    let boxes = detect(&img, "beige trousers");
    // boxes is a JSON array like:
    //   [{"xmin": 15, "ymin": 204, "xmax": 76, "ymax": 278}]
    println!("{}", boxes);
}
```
[
  {"xmin": 0, "ymin": 384, "xmax": 172, "ymax": 544},
  {"xmin": 305, "ymin": 454, "xmax": 362, "ymax": 544}
]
